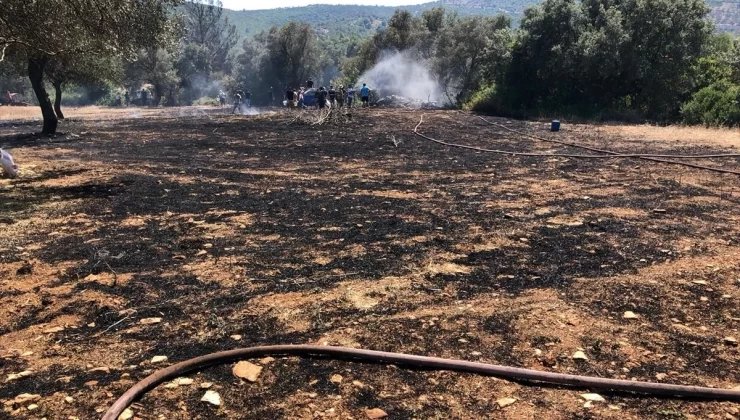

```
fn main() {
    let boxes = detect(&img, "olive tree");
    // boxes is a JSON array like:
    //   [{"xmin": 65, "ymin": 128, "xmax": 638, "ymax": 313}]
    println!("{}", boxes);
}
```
[{"xmin": 0, "ymin": 0, "xmax": 181, "ymax": 135}]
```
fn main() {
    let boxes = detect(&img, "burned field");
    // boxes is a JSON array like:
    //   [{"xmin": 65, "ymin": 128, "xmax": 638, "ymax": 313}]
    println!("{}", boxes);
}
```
[{"xmin": 0, "ymin": 108, "xmax": 738, "ymax": 419}]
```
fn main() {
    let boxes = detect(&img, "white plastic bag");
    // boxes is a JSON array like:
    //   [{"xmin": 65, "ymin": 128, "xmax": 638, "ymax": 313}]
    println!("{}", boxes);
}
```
[{"xmin": 0, "ymin": 148, "xmax": 19, "ymax": 178}]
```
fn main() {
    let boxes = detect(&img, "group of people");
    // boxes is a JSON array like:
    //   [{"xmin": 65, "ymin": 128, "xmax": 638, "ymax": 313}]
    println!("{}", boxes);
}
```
[
  {"xmin": 223, "ymin": 82, "xmax": 371, "ymax": 112},
  {"xmin": 226, "ymin": 89, "xmax": 252, "ymax": 114},
  {"xmin": 285, "ymin": 82, "xmax": 371, "ymax": 110}
]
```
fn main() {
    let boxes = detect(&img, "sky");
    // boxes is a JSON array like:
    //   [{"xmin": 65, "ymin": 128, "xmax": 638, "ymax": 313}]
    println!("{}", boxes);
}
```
[{"xmin": 220, "ymin": 0, "xmax": 430, "ymax": 10}]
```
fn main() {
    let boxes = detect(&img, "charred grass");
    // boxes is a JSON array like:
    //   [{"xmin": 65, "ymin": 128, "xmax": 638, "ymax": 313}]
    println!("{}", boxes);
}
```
[{"xmin": 0, "ymin": 108, "xmax": 738, "ymax": 419}]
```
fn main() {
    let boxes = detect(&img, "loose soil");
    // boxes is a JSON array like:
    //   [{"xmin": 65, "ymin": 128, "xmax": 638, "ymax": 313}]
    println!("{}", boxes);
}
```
[{"xmin": 1, "ymin": 107, "xmax": 738, "ymax": 419}]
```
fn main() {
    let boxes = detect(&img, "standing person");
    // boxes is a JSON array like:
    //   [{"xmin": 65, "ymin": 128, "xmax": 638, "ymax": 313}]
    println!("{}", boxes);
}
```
[
  {"xmin": 218, "ymin": 90, "xmax": 226, "ymax": 107},
  {"xmin": 269, "ymin": 86, "xmax": 275, "ymax": 106},
  {"xmin": 346, "ymin": 86, "xmax": 355, "ymax": 108},
  {"xmin": 232, "ymin": 91, "xmax": 242, "ymax": 114},
  {"xmin": 298, "ymin": 87, "xmax": 305, "ymax": 108},
  {"xmin": 317, "ymin": 87, "xmax": 328, "ymax": 109},
  {"xmin": 328, "ymin": 85, "xmax": 337, "ymax": 107},
  {"xmin": 360, "ymin": 83, "xmax": 370, "ymax": 107},
  {"xmin": 244, "ymin": 89, "xmax": 252, "ymax": 107},
  {"xmin": 140, "ymin": 88, "xmax": 148, "ymax": 106},
  {"xmin": 124, "ymin": 91, "xmax": 130, "ymax": 107},
  {"xmin": 337, "ymin": 85, "xmax": 346, "ymax": 108},
  {"xmin": 285, "ymin": 87, "xmax": 296, "ymax": 108}
]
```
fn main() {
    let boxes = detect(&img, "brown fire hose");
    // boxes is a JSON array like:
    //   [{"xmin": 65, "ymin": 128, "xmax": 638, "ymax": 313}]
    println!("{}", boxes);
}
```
[
  {"xmin": 411, "ymin": 115, "xmax": 740, "ymax": 176},
  {"xmin": 475, "ymin": 115, "xmax": 740, "ymax": 175},
  {"xmin": 103, "ymin": 344, "xmax": 740, "ymax": 419}
]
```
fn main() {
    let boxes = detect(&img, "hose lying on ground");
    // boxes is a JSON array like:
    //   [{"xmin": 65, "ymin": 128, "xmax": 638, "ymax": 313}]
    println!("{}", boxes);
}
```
[
  {"xmin": 473, "ymin": 115, "xmax": 740, "ymax": 175},
  {"xmin": 103, "ymin": 344, "xmax": 740, "ymax": 420}
]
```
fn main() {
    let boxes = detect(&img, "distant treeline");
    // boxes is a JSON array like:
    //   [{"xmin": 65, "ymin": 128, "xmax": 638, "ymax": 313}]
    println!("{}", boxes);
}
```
[{"xmin": 1, "ymin": 0, "xmax": 738, "ymax": 133}]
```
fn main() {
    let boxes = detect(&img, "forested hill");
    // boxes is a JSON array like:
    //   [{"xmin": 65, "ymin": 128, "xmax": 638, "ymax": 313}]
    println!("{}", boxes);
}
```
[
  {"xmin": 222, "ymin": 0, "xmax": 740, "ymax": 40},
  {"xmin": 222, "ymin": 0, "xmax": 531, "ymax": 40}
]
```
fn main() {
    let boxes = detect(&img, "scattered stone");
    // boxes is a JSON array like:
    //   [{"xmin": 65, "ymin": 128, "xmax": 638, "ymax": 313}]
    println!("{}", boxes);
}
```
[
  {"xmin": 652, "ymin": 208, "xmax": 667, "ymax": 214},
  {"xmin": 572, "ymin": 351, "xmax": 589, "ymax": 361},
  {"xmin": 164, "ymin": 382, "xmax": 179, "ymax": 389},
  {"xmin": 21, "ymin": 351, "xmax": 33, "ymax": 357},
  {"xmin": 259, "ymin": 357, "xmax": 275, "ymax": 365},
  {"xmin": 352, "ymin": 380, "xmax": 365, "ymax": 388},
  {"xmin": 365, "ymin": 408, "xmax": 388, "ymax": 419},
  {"xmin": 64, "ymin": 396, "xmax": 74, "ymax": 403},
  {"xmin": 118, "ymin": 408, "xmax": 134, "ymax": 420},
  {"xmin": 6, "ymin": 370, "xmax": 33, "ymax": 382},
  {"xmin": 330, "ymin": 374, "xmax": 343, "ymax": 384},
  {"xmin": 176, "ymin": 377, "xmax": 194, "ymax": 386},
  {"xmin": 608, "ymin": 404, "xmax": 621, "ymax": 410},
  {"xmin": 692, "ymin": 280, "xmax": 708, "ymax": 285},
  {"xmin": 200, "ymin": 382, "xmax": 213, "ymax": 389},
  {"xmin": 203, "ymin": 243, "xmax": 213, "ymax": 249},
  {"xmin": 233, "ymin": 361, "xmax": 262, "ymax": 382},
  {"xmin": 27, "ymin": 403, "xmax": 38, "ymax": 411},
  {"xmin": 458, "ymin": 338, "xmax": 469, "ymax": 343},
  {"xmin": 496, "ymin": 397, "xmax": 517, "ymax": 408},
  {"xmin": 43, "ymin": 326, "xmax": 65, "ymax": 334},
  {"xmin": 84, "ymin": 380, "xmax": 98, "ymax": 387},
  {"xmin": 623, "ymin": 311, "xmax": 639, "ymax": 320},
  {"xmin": 230, "ymin": 334, "xmax": 242, "ymax": 340},
  {"xmin": 723, "ymin": 336, "xmax": 738, "ymax": 346},
  {"xmin": 89, "ymin": 367, "xmax": 111, "ymax": 374},
  {"xmin": 151, "ymin": 355, "xmax": 168, "ymax": 364},
  {"xmin": 655, "ymin": 373, "xmax": 668, "ymax": 380},
  {"xmin": 470, "ymin": 351, "xmax": 482, "ymax": 356},
  {"xmin": 139, "ymin": 317, "xmax": 162, "ymax": 325},
  {"xmin": 200, "ymin": 390, "xmax": 221, "ymax": 406},
  {"xmin": 580, "ymin": 393, "xmax": 606, "ymax": 402},
  {"xmin": 195, "ymin": 250, "xmax": 208, "ymax": 256},
  {"xmin": 12, "ymin": 393, "xmax": 41, "ymax": 404}
]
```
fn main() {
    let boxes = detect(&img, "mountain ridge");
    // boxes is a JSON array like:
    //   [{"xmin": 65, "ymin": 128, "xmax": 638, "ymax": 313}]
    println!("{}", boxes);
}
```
[{"xmin": 221, "ymin": 0, "xmax": 739, "ymax": 42}]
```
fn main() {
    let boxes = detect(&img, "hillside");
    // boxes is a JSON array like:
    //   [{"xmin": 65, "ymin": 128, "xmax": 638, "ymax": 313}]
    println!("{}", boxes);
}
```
[
  {"xmin": 222, "ymin": 0, "xmax": 531, "ymax": 41},
  {"xmin": 223, "ymin": 0, "xmax": 740, "ymax": 41}
]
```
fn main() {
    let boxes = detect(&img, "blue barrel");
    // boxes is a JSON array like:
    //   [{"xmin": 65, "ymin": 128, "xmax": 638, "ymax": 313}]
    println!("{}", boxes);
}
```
[{"xmin": 551, "ymin": 120, "xmax": 560, "ymax": 132}]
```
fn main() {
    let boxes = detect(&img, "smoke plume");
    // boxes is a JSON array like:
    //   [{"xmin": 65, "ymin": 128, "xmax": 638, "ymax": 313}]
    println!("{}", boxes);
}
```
[{"xmin": 357, "ymin": 51, "xmax": 444, "ymax": 104}]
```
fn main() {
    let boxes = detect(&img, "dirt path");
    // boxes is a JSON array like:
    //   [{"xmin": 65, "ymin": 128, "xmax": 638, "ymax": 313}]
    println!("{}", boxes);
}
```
[{"xmin": 1, "ymin": 108, "xmax": 738, "ymax": 419}]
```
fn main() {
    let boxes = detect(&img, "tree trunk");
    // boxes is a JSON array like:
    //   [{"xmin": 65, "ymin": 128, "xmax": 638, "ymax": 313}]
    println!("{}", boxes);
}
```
[
  {"xmin": 53, "ymin": 81, "xmax": 65, "ymax": 120},
  {"xmin": 28, "ymin": 57, "xmax": 58, "ymax": 135}
]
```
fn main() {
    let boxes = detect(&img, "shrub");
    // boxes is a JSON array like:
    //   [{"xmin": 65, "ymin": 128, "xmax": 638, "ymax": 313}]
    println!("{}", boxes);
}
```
[
  {"xmin": 681, "ymin": 81, "xmax": 740, "ymax": 127},
  {"xmin": 193, "ymin": 96, "xmax": 220, "ymax": 106}
]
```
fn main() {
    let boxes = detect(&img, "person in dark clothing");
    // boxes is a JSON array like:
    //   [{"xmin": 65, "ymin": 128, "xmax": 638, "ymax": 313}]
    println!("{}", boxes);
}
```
[
  {"xmin": 328, "ymin": 85, "xmax": 336, "ymax": 107},
  {"xmin": 286, "ymin": 87, "xmax": 296, "ymax": 107},
  {"xmin": 140, "ymin": 89, "xmax": 148, "ymax": 106},
  {"xmin": 337, "ymin": 86, "xmax": 346, "ymax": 108},
  {"xmin": 124, "ymin": 91, "xmax": 130, "ymax": 107},
  {"xmin": 244, "ymin": 90, "xmax": 252, "ymax": 107},
  {"xmin": 317, "ymin": 87, "xmax": 328, "ymax": 109}
]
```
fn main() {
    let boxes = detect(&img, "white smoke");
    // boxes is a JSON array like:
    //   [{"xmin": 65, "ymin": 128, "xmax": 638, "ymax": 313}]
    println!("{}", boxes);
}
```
[
  {"xmin": 357, "ymin": 51, "xmax": 444, "ymax": 104},
  {"xmin": 236, "ymin": 105, "xmax": 259, "ymax": 115}
]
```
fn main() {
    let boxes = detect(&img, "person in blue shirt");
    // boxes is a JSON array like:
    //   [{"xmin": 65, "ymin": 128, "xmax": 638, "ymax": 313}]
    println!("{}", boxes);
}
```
[{"xmin": 360, "ymin": 83, "xmax": 370, "ymax": 107}]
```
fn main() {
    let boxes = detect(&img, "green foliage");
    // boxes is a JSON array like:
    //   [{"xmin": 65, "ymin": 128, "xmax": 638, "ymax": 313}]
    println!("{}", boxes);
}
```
[
  {"xmin": 192, "ymin": 96, "xmax": 220, "ymax": 106},
  {"xmin": 464, "ymin": 83, "xmax": 501, "ymax": 112},
  {"xmin": 681, "ymin": 80, "xmax": 740, "ymax": 127},
  {"xmin": 0, "ymin": 0, "xmax": 182, "ymax": 133},
  {"xmin": 501, "ymin": 0, "xmax": 712, "ymax": 120}
]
